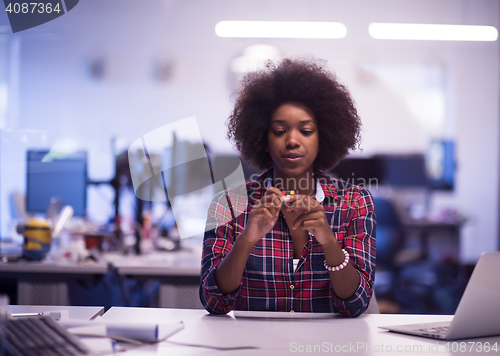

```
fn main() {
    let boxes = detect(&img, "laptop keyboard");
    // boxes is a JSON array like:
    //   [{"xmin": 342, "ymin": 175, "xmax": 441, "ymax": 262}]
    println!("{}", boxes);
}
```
[
  {"xmin": 2, "ymin": 315, "xmax": 90, "ymax": 355},
  {"xmin": 413, "ymin": 326, "xmax": 449, "ymax": 336}
]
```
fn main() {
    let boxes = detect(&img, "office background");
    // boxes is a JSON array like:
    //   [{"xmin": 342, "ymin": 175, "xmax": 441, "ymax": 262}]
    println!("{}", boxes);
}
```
[{"xmin": 0, "ymin": 0, "xmax": 499, "ymax": 312}]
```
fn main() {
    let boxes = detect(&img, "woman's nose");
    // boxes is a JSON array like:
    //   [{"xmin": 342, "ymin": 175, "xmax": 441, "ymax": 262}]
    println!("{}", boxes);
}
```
[{"xmin": 286, "ymin": 131, "xmax": 300, "ymax": 148}]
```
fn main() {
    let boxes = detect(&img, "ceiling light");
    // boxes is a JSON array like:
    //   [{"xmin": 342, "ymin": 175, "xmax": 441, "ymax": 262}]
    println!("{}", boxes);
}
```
[
  {"xmin": 215, "ymin": 21, "xmax": 347, "ymax": 39},
  {"xmin": 369, "ymin": 23, "xmax": 498, "ymax": 41}
]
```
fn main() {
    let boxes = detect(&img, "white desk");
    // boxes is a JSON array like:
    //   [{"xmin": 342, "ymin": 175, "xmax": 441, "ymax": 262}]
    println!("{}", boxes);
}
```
[
  {"xmin": 100, "ymin": 307, "xmax": 500, "ymax": 355},
  {"xmin": 8, "ymin": 305, "xmax": 105, "ymax": 320}
]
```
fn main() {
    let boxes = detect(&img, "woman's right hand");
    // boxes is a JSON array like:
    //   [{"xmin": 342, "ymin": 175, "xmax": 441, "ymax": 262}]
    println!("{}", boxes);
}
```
[
  {"xmin": 213, "ymin": 186, "xmax": 283, "ymax": 295},
  {"xmin": 242, "ymin": 186, "xmax": 283, "ymax": 245}
]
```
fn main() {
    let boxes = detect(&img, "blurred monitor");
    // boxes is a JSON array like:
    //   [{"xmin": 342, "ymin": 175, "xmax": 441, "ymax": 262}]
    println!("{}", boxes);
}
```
[
  {"xmin": 426, "ymin": 140, "xmax": 455, "ymax": 191},
  {"xmin": 330, "ymin": 157, "xmax": 383, "ymax": 186},
  {"xmin": 26, "ymin": 150, "xmax": 87, "ymax": 216},
  {"xmin": 331, "ymin": 149, "xmax": 455, "ymax": 190},
  {"xmin": 239, "ymin": 157, "xmax": 263, "ymax": 183},
  {"xmin": 162, "ymin": 140, "xmax": 212, "ymax": 199},
  {"xmin": 380, "ymin": 154, "xmax": 428, "ymax": 188},
  {"xmin": 209, "ymin": 154, "xmax": 244, "ymax": 189},
  {"xmin": 164, "ymin": 145, "xmax": 247, "ymax": 198}
]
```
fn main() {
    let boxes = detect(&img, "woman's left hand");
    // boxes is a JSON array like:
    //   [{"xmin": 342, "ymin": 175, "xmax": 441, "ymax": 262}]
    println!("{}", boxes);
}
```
[{"xmin": 283, "ymin": 195, "xmax": 336, "ymax": 247}]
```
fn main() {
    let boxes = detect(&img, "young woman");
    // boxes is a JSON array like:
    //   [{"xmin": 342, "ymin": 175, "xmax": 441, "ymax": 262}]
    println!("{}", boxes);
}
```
[{"xmin": 200, "ymin": 58, "xmax": 376, "ymax": 317}]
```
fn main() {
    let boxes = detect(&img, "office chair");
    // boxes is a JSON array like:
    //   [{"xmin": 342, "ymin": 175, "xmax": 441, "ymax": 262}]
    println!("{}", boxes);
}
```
[
  {"xmin": 364, "ymin": 291, "xmax": 380, "ymax": 314},
  {"xmin": 373, "ymin": 197, "xmax": 437, "ymax": 313},
  {"xmin": 374, "ymin": 197, "xmax": 405, "ymax": 269},
  {"xmin": 373, "ymin": 196, "xmax": 406, "ymax": 311}
]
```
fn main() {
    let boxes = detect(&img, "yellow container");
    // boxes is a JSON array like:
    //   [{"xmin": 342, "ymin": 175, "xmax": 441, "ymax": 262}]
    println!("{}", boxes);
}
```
[{"xmin": 22, "ymin": 218, "xmax": 51, "ymax": 260}]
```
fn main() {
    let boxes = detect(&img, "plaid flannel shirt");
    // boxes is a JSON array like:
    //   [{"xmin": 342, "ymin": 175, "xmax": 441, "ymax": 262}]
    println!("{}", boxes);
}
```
[{"xmin": 199, "ymin": 169, "xmax": 376, "ymax": 317}]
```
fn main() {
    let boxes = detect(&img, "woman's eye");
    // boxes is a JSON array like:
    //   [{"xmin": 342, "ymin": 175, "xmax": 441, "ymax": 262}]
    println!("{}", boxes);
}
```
[
  {"xmin": 302, "ymin": 131, "xmax": 313, "ymax": 136},
  {"xmin": 274, "ymin": 130, "xmax": 285, "ymax": 135}
]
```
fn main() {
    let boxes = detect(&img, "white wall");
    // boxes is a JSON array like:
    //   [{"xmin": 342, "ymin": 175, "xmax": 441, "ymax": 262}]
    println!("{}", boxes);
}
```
[{"xmin": 0, "ymin": 0, "xmax": 498, "ymax": 262}]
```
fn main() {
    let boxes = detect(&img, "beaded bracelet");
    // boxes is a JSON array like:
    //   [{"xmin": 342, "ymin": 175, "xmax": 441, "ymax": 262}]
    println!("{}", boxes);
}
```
[{"xmin": 324, "ymin": 249, "xmax": 349, "ymax": 272}]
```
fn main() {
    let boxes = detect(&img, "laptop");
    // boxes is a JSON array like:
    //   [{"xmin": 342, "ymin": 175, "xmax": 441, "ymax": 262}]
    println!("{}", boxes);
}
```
[{"xmin": 380, "ymin": 251, "xmax": 500, "ymax": 340}]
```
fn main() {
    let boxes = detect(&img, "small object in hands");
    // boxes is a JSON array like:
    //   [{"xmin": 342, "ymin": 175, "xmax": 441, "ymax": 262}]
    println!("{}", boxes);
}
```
[
  {"xmin": 282, "ymin": 190, "xmax": 295, "ymax": 198},
  {"xmin": 324, "ymin": 249, "xmax": 350, "ymax": 272}
]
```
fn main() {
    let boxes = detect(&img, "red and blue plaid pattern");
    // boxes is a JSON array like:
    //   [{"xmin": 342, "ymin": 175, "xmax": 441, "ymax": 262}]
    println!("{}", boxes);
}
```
[{"xmin": 200, "ymin": 169, "xmax": 376, "ymax": 317}]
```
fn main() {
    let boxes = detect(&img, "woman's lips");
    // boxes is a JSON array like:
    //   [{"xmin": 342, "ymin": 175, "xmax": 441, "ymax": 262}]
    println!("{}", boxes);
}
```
[{"xmin": 282, "ymin": 155, "xmax": 304, "ymax": 163}]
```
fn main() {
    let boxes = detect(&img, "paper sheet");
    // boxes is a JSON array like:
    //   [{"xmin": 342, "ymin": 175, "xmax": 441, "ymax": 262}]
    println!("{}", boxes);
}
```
[{"xmin": 60, "ymin": 319, "xmax": 185, "ymax": 343}]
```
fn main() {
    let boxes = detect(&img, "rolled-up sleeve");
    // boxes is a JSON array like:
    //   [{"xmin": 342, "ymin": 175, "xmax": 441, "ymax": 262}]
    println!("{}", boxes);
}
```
[
  {"xmin": 332, "ymin": 190, "xmax": 376, "ymax": 317},
  {"xmin": 199, "ymin": 193, "xmax": 240, "ymax": 314}
]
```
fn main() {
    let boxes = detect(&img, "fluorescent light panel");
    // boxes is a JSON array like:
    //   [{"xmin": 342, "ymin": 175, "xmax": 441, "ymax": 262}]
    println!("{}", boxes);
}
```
[
  {"xmin": 369, "ymin": 23, "xmax": 498, "ymax": 41},
  {"xmin": 215, "ymin": 21, "xmax": 347, "ymax": 39}
]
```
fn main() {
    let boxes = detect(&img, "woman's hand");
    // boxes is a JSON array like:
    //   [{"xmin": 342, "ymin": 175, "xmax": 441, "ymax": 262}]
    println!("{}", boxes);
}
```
[
  {"xmin": 284, "ymin": 194, "xmax": 360, "ymax": 300},
  {"xmin": 284, "ymin": 195, "xmax": 336, "ymax": 247},
  {"xmin": 214, "ymin": 186, "xmax": 283, "ymax": 295},
  {"xmin": 242, "ymin": 187, "xmax": 283, "ymax": 245}
]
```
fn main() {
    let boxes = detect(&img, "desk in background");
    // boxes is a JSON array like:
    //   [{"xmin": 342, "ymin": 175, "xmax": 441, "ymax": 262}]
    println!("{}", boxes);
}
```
[
  {"xmin": 0, "ymin": 260, "xmax": 108, "ymax": 305},
  {"xmin": 105, "ymin": 250, "xmax": 202, "ymax": 309},
  {"xmin": 0, "ymin": 249, "xmax": 202, "ymax": 309},
  {"xmin": 376, "ymin": 214, "xmax": 466, "ymax": 314},
  {"xmin": 402, "ymin": 217, "xmax": 464, "ymax": 261}
]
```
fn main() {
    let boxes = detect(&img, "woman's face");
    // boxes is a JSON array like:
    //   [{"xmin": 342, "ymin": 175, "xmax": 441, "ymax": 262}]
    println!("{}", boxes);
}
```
[{"xmin": 267, "ymin": 102, "xmax": 319, "ymax": 179}]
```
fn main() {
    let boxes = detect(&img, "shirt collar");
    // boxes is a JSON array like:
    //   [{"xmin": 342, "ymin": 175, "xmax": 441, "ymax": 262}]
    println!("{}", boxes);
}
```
[{"xmin": 314, "ymin": 170, "xmax": 339, "ymax": 203}]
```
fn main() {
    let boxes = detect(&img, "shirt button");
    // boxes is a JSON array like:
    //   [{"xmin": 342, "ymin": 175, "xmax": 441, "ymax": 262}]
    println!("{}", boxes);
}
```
[{"xmin": 290, "ymin": 285, "xmax": 295, "ymax": 290}]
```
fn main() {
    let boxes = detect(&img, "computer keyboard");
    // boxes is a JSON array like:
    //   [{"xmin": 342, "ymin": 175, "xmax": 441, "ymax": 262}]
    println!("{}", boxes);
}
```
[
  {"xmin": 413, "ymin": 326, "xmax": 449, "ymax": 336},
  {"xmin": 2, "ymin": 315, "xmax": 90, "ymax": 356}
]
